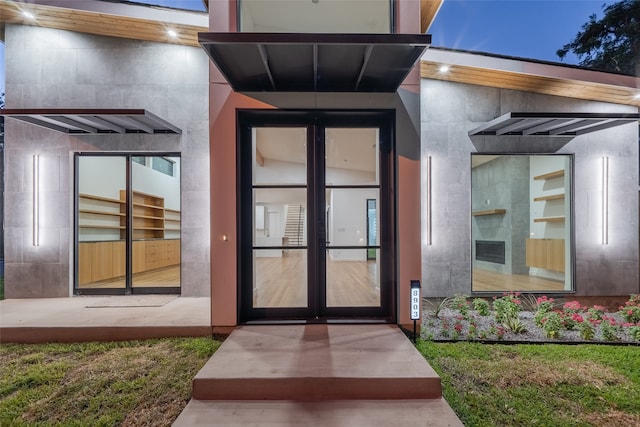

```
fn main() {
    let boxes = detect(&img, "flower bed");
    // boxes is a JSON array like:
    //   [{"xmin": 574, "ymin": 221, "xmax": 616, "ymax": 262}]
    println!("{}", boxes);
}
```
[{"xmin": 421, "ymin": 293, "xmax": 640, "ymax": 343}]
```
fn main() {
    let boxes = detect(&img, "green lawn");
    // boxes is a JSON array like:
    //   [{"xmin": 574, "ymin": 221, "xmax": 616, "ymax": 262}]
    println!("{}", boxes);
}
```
[
  {"xmin": 3, "ymin": 337, "xmax": 638, "ymax": 426},
  {"xmin": 0, "ymin": 338, "xmax": 220, "ymax": 427},
  {"xmin": 417, "ymin": 341, "xmax": 640, "ymax": 426}
]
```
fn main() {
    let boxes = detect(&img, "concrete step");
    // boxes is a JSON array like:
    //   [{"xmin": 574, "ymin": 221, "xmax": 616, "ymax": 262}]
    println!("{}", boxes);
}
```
[
  {"xmin": 173, "ymin": 398, "xmax": 464, "ymax": 426},
  {"xmin": 191, "ymin": 325, "xmax": 442, "ymax": 401}
]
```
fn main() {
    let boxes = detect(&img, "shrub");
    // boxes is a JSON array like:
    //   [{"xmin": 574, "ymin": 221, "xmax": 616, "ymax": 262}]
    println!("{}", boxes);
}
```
[
  {"xmin": 472, "ymin": 298, "xmax": 490, "ymax": 316},
  {"xmin": 493, "ymin": 292, "xmax": 522, "ymax": 324},
  {"xmin": 618, "ymin": 294, "xmax": 640, "ymax": 324},
  {"xmin": 424, "ymin": 296, "xmax": 452, "ymax": 318},
  {"xmin": 628, "ymin": 326, "xmax": 640, "ymax": 342},
  {"xmin": 535, "ymin": 295, "xmax": 555, "ymax": 313},
  {"xmin": 601, "ymin": 317, "xmax": 620, "ymax": 341},
  {"xmin": 587, "ymin": 305, "xmax": 607, "ymax": 322},
  {"xmin": 577, "ymin": 319, "xmax": 595, "ymax": 341},
  {"xmin": 561, "ymin": 301, "xmax": 584, "ymax": 330},
  {"xmin": 541, "ymin": 311, "xmax": 562, "ymax": 339},
  {"xmin": 451, "ymin": 294, "xmax": 470, "ymax": 319},
  {"xmin": 503, "ymin": 316, "xmax": 527, "ymax": 334},
  {"xmin": 534, "ymin": 296, "xmax": 555, "ymax": 328}
]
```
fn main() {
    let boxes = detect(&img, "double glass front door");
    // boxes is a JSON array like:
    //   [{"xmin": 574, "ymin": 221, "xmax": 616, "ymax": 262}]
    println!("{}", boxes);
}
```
[{"xmin": 239, "ymin": 111, "xmax": 395, "ymax": 322}]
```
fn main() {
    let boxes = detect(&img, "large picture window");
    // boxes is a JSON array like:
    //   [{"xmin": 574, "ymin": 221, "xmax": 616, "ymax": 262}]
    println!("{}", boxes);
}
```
[
  {"xmin": 471, "ymin": 155, "xmax": 573, "ymax": 293},
  {"xmin": 75, "ymin": 154, "xmax": 181, "ymax": 294}
]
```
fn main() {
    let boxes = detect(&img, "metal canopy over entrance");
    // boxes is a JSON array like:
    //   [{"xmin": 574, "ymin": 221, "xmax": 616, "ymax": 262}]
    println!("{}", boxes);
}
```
[
  {"xmin": 0, "ymin": 109, "xmax": 182, "ymax": 135},
  {"xmin": 198, "ymin": 32, "xmax": 431, "ymax": 92},
  {"xmin": 469, "ymin": 112, "xmax": 640, "ymax": 137}
]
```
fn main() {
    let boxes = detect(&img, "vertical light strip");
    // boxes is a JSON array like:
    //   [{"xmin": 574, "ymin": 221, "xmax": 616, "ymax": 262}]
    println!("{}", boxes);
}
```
[
  {"xmin": 426, "ymin": 155, "xmax": 432, "ymax": 245},
  {"xmin": 602, "ymin": 156, "xmax": 608, "ymax": 245},
  {"xmin": 33, "ymin": 154, "xmax": 40, "ymax": 246}
]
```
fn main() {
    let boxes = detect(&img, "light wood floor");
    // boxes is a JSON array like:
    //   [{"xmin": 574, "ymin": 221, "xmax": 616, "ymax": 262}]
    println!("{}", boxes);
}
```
[
  {"xmin": 78, "ymin": 265, "xmax": 180, "ymax": 289},
  {"xmin": 472, "ymin": 268, "xmax": 566, "ymax": 292},
  {"xmin": 254, "ymin": 251, "xmax": 380, "ymax": 308}
]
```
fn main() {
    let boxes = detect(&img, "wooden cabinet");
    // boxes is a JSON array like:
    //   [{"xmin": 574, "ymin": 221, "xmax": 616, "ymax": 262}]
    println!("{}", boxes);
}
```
[
  {"xmin": 79, "ymin": 239, "xmax": 180, "ymax": 284},
  {"xmin": 78, "ymin": 241, "xmax": 126, "ymax": 285},
  {"xmin": 526, "ymin": 239, "xmax": 564, "ymax": 272}
]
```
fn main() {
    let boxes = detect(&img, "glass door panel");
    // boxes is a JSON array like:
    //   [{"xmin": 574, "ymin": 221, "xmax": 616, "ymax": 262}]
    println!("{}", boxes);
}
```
[
  {"xmin": 324, "ymin": 127, "xmax": 381, "ymax": 310},
  {"xmin": 77, "ymin": 156, "xmax": 126, "ymax": 290},
  {"xmin": 325, "ymin": 128, "xmax": 379, "ymax": 185},
  {"xmin": 253, "ymin": 249, "xmax": 308, "ymax": 308},
  {"xmin": 131, "ymin": 156, "xmax": 181, "ymax": 289},
  {"xmin": 326, "ymin": 249, "xmax": 380, "ymax": 307},
  {"xmin": 251, "ymin": 127, "xmax": 308, "ymax": 310}
]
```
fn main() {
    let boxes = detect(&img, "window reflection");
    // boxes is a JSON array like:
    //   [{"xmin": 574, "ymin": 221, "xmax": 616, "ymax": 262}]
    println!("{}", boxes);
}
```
[{"xmin": 471, "ymin": 155, "xmax": 572, "ymax": 292}]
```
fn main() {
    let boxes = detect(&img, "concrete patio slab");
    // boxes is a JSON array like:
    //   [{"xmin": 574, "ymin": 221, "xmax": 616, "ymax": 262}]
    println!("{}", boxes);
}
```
[{"xmin": 0, "ymin": 296, "xmax": 211, "ymax": 343}]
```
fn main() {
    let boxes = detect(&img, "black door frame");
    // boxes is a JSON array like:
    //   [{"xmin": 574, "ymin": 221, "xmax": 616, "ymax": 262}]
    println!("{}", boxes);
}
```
[
  {"xmin": 237, "ymin": 110, "xmax": 396, "ymax": 323},
  {"xmin": 73, "ymin": 152, "xmax": 181, "ymax": 295}
]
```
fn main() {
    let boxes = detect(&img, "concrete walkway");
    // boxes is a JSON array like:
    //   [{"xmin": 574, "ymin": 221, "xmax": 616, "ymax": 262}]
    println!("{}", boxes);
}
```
[
  {"xmin": 0, "ymin": 296, "xmax": 211, "ymax": 343},
  {"xmin": 173, "ymin": 324, "xmax": 463, "ymax": 427}
]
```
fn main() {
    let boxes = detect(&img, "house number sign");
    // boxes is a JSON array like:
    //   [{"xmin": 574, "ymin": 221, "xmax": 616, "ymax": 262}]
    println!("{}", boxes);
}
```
[{"xmin": 410, "ymin": 280, "xmax": 421, "ymax": 320}]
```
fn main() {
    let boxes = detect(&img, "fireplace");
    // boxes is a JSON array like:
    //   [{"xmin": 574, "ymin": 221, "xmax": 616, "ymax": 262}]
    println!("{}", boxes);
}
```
[{"xmin": 475, "ymin": 240, "xmax": 505, "ymax": 264}]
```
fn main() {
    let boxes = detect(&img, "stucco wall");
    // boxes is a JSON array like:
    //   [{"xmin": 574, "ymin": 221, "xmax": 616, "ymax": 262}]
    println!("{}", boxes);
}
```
[
  {"xmin": 421, "ymin": 78, "xmax": 639, "ymax": 297},
  {"xmin": 3, "ymin": 24, "xmax": 210, "ymax": 297}
]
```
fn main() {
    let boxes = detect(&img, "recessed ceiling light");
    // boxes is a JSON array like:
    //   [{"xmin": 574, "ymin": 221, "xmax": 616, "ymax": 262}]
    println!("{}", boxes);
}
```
[
  {"xmin": 634, "ymin": 93, "xmax": 640, "ymax": 100},
  {"xmin": 167, "ymin": 29, "xmax": 178, "ymax": 38},
  {"xmin": 22, "ymin": 10, "xmax": 35, "ymax": 20},
  {"xmin": 439, "ymin": 65, "xmax": 450, "ymax": 73}
]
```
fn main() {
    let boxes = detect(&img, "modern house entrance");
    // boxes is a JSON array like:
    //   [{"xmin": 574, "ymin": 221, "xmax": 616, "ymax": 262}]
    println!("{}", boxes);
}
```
[{"xmin": 238, "ymin": 111, "xmax": 396, "ymax": 322}]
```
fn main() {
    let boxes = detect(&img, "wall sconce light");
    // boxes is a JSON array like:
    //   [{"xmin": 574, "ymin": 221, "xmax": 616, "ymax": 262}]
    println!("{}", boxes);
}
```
[
  {"xmin": 426, "ymin": 155, "xmax": 432, "ymax": 246},
  {"xmin": 33, "ymin": 154, "xmax": 40, "ymax": 246},
  {"xmin": 601, "ymin": 156, "xmax": 608, "ymax": 245}
]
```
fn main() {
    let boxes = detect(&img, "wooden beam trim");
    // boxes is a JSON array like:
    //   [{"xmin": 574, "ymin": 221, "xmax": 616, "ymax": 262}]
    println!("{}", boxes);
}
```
[
  {"xmin": 421, "ymin": 62, "xmax": 640, "ymax": 106},
  {"xmin": 0, "ymin": 3, "xmax": 206, "ymax": 47}
]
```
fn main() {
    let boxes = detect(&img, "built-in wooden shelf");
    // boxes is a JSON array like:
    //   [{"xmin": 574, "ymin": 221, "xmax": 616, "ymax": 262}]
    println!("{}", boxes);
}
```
[
  {"xmin": 79, "ymin": 193, "xmax": 124, "ymax": 205},
  {"xmin": 533, "ymin": 170, "xmax": 564, "ymax": 180},
  {"xmin": 79, "ymin": 225, "xmax": 125, "ymax": 230},
  {"xmin": 79, "ymin": 209, "xmax": 126, "ymax": 217},
  {"xmin": 533, "ymin": 193, "xmax": 565, "ymax": 202},
  {"xmin": 472, "ymin": 209, "xmax": 506, "ymax": 216},
  {"xmin": 533, "ymin": 216, "xmax": 565, "ymax": 223}
]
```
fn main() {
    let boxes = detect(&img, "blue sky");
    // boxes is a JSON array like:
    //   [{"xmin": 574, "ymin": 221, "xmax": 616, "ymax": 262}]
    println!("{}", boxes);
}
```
[
  {"xmin": 429, "ymin": 0, "xmax": 615, "ymax": 64},
  {"xmin": 0, "ymin": 0, "xmax": 618, "ymax": 95}
]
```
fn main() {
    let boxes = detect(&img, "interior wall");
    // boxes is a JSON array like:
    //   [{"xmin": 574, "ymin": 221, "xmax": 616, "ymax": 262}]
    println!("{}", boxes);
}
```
[
  {"xmin": 3, "ymin": 24, "xmax": 210, "ymax": 297},
  {"xmin": 421, "ymin": 78, "xmax": 640, "ymax": 297}
]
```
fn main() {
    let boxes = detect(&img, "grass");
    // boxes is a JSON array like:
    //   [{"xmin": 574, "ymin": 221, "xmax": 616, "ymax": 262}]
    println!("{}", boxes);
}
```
[
  {"xmin": 417, "ymin": 341, "xmax": 640, "ymax": 426},
  {"xmin": 3, "ymin": 336, "xmax": 639, "ymax": 426},
  {"xmin": 0, "ymin": 337, "xmax": 221, "ymax": 426}
]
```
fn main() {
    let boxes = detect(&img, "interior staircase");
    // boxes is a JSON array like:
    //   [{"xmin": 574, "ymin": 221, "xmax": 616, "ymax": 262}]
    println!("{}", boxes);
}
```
[
  {"xmin": 283, "ymin": 204, "xmax": 305, "ymax": 246},
  {"xmin": 173, "ymin": 325, "xmax": 463, "ymax": 426}
]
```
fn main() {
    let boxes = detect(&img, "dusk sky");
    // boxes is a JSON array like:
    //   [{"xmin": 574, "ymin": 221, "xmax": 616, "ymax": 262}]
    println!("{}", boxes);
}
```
[{"xmin": 0, "ymin": 0, "xmax": 619, "ymax": 95}]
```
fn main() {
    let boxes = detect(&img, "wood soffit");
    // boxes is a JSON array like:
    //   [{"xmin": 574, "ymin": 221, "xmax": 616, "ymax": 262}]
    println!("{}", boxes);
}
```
[
  {"xmin": 421, "ymin": 61, "xmax": 640, "ymax": 108},
  {"xmin": 420, "ymin": 0, "xmax": 443, "ymax": 33},
  {"xmin": 0, "ymin": 1, "xmax": 207, "ymax": 47}
]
